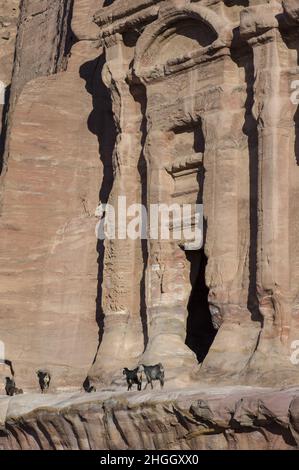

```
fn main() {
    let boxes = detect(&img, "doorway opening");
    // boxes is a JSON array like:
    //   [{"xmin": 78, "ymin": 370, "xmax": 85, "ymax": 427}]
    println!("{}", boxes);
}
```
[{"xmin": 186, "ymin": 249, "xmax": 217, "ymax": 363}]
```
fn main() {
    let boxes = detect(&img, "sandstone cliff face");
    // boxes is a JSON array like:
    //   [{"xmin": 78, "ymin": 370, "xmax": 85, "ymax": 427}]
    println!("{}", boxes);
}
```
[
  {"xmin": 0, "ymin": 0, "xmax": 102, "ymax": 389},
  {"xmin": 1, "ymin": 0, "xmax": 75, "ymax": 175},
  {"xmin": 0, "ymin": 0, "xmax": 299, "ymax": 450},
  {"xmin": 0, "ymin": 1, "xmax": 19, "ymax": 84},
  {"xmin": 0, "ymin": 0, "xmax": 19, "ymax": 171}
]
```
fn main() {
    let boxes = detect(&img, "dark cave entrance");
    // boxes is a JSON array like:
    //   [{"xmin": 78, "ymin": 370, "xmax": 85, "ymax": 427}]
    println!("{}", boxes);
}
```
[{"xmin": 185, "ymin": 249, "xmax": 217, "ymax": 363}]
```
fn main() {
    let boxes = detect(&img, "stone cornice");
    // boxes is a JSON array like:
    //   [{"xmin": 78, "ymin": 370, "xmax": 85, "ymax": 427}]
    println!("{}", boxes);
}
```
[
  {"xmin": 283, "ymin": 0, "xmax": 299, "ymax": 24},
  {"xmin": 239, "ymin": 1, "xmax": 299, "ymax": 44},
  {"xmin": 94, "ymin": 0, "xmax": 163, "ymax": 37},
  {"xmin": 240, "ymin": 2, "xmax": 283, "ymax": 43},
  {"xmin": 93, "ymin": 0, "xmax": 228, "ymax": 38}
]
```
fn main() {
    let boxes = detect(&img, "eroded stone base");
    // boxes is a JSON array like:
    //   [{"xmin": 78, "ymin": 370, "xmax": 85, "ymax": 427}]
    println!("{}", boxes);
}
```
[{"xmin": 0, "ymin": 386, "xmax": 299, "ymax": 450}]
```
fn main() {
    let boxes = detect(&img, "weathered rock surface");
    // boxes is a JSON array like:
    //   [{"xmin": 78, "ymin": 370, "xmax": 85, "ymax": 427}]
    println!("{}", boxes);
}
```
[
  {"xmin": 0, "ymin": 0, "xmax": 299, "ymax": 450},
  {"xmin": 1, "ymin": 386, "xmax": 299, "ymax": 450},
  {"xmin": 0, "ymin": 0, "xmax": 19, "ymax": 170},
  {"xmin": 0, "ymin": 0, "xmax": 19, "ymax": 90},
  {"xmin": 0, "ymin": 1, "xmax": 102, "ymax": 389},
  {"xmin": 1, "ymin": 0, "xmax": 75, "ymax": 178}
]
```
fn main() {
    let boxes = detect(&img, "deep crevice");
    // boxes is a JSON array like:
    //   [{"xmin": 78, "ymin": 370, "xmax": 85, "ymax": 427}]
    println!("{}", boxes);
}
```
[
  {"xmin": 55, "ymin": 0, "xmax": 77, "ymax": 72},
  {"xmin": 62, "ymin": 0, "xmax": 78, "ymax": 61},
  {"xmin": 0, "ymin": 85, "xmax": 11, "ymax": 175},
  {"xmin": 230, "ymin": 29, "xmax": 262, "ymax": 324},
  {"xmin": 79, "ymin": 53, "xmax": 116, "ymax": 364}
]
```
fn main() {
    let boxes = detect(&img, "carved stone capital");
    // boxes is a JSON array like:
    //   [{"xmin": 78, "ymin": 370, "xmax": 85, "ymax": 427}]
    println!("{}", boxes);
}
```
[
  {"xmin": 240, "ymin": 2, "xmax": 282, "ymax": 43},
  {"xmin": 283, "ymin": 0, "xmax": 299, "ymax": 23},
  {"xmin": 102, "ymin": 32, "xmax": 123, "ymax": 49}
]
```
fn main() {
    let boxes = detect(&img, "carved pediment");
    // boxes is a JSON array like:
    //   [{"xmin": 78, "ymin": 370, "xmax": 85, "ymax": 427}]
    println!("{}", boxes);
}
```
[
  {"xmin": 133, "ymin": 4, "xmax": 232, "ymax": 82},
  {"xmin": 141, "ymin": 17, "xmax": 217, "ymax": 68}
]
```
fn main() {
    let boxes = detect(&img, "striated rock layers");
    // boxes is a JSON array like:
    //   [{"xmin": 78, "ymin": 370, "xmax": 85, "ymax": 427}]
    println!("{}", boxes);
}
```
[
  {"xmin": 1, "ymin": 386, "xmax": 299, "ymax": 450},
  {"xmin": 0, "ymin": 0, "xmax": 299, "ymax": 450}
]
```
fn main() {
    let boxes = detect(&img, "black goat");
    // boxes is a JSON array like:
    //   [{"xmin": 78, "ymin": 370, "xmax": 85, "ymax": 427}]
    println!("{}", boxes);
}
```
[
  {"xmin": 123, "ymin": 367, "xmax": 143, "ymax": 391},
  {"xmin": 140, "ymin": 363, "xmax": 164, "ymax": 390},
  {"xmin": 83, "ymin": 377, "xmax": 96, "ymax": 393},
  {"xmin": 5, "ymin": 377, "xmax": 23, "ymax": 396},
  {"xmin": 36, "ymin": 370, "xmax": 51, "ymax": 394}
]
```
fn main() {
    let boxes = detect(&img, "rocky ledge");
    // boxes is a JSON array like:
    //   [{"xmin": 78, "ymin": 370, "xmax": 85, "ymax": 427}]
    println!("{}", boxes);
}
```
[{"xmin": 0, "ymin": 386, "xmax": 299, "ymax": 450}]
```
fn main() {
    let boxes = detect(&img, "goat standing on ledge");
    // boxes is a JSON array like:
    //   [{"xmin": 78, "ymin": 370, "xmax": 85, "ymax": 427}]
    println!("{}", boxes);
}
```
[
  {"xmin": 5, "ymin": 377, "xmax": 23, "ymax": 396},
  {"xmin": 123, "ymin": 367, "xmax": 143, "ymax": 391},
  {"xmin": 140, "ymin": 363, "xmax": 164, "ymax": 390},
  {"xmin": 36, "ymin": 370, "xmax": 51, "ymax": 394}
]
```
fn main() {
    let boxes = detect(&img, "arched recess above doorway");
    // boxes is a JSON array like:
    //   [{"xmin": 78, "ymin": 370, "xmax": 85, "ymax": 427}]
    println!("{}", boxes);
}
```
[{"xmin": 133, "ymin": 3, "xmax": 232, "ymax": 82}]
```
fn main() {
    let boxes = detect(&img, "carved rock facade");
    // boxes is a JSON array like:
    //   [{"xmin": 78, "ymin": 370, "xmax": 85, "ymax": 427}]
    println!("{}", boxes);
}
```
[
  {"xmin": 88, "ymin": 0, "xmax": 299, "ymax": 388},
  {"xmin": 0, "ymin": 0, "xmax": 299, "ymax": 450}
]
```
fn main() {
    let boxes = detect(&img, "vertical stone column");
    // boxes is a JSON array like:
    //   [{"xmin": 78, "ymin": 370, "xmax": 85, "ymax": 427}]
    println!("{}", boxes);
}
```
[
  {"xmin": 88, "ymin": 35, "xmax": 145, "ymax": 385},
  {"xmin": 240, "ymin": 1, "xmax": 298, "ymax": 382},
  {"xmin": 203, "ymin": 107, "xmax": 245, "ymax": 323},
  {"xmin": 141, "ymin": 129, "xmax": 198, "ymax": 374},
  {"xmin": 199, "ymin": 63, "xmax": 262, "ymax": 381}
]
